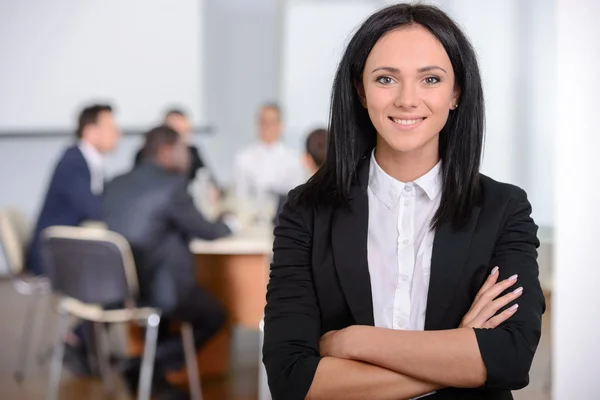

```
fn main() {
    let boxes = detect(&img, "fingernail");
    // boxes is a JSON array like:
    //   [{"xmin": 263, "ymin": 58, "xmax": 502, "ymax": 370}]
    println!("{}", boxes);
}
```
[
  {"xmin": 490, "ymin": 266, "xmax": 499, "ymax": 276},
  {"xmin": 508, "ymin": 304, "xmax": 519, "ymax": 312},
  {"xmin": 508, "ymin": 274, "xmax": 518, "ymax": 281},
  {"xmin": 513, "ymin": 287, "xmax": 523, "ymax": 295}
]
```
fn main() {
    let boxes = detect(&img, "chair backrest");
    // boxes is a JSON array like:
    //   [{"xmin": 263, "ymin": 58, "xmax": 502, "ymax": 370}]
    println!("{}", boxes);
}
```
[
  {"xmin": 0, "ymin": 208, "xmax": 32, "ymax": 276},
  {"xmin": 42, "ymin": 225, "xmax": 139, "ymax": 306}
]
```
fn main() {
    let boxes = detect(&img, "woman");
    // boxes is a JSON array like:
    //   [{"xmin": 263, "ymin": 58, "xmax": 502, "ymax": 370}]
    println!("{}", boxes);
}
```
[{"xmin": 263, "ymin": 4, "xmax": 545, "ymax": 400}]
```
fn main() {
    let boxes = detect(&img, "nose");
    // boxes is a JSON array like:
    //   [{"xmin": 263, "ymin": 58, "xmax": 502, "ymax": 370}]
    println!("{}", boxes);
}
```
[{"xmin": 394, "ymin": 82, "xmax": 419, "ymax": 109}]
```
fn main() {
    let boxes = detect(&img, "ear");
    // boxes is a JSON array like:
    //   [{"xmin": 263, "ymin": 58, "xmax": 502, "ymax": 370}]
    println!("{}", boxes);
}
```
[
  {"xmin": 355, "ymin": 81, "xmax": 368, "ymax": 108},
  {"xmin": 450, "ymin": 86, "xmax": 461, "ymax": 110}
]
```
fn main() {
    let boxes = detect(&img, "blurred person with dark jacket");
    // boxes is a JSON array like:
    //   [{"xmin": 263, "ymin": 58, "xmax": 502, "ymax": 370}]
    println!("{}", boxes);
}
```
[
  {"xmin": 26, "ymin": 104, "xmax": 120, "ymax": 375},
  {"xmin": 27, "ymin": 104, "xmax": 120, "ymax": 276},
  {"xmin": 104, "ymin": 125, "xmax": 234, "ymax": 397},
  {"xmin": 134, "ymin": 108, "xmax": 218, "ymax": 188}
]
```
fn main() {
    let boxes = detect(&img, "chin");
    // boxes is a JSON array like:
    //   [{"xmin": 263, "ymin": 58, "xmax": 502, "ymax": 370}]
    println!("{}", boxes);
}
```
[{"xmin": 382, "ymin": 137, "xmax": 428, "ymax": 154}]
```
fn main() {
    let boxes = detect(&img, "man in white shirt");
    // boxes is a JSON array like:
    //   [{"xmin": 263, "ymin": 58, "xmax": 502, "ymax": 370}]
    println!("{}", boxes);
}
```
[{"xmin": 233, "ymin": 103, "xmax": 305, "ymax": 202}]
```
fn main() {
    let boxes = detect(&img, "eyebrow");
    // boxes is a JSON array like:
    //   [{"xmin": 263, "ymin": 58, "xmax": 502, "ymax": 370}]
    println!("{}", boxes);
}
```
[{"xmin": 371, "ymin": 65, "xmax": 448, "ymax": 74}]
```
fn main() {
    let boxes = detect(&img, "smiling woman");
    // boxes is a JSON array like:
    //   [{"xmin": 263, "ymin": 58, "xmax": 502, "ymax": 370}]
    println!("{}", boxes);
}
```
[{"xmin": 263, "ymin": 3, "xmax": 544, "ymax": 400}]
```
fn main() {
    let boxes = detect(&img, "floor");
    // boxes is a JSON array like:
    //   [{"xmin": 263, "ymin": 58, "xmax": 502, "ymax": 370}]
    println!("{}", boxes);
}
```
[{"xmin": 0, "ymin": 280, "xmax": 551, "ymax": 399}]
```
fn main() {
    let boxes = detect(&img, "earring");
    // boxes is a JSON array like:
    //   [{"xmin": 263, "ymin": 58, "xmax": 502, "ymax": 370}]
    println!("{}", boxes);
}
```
[{"xmin": 452, "ymin": 103, "xmax": 459, "ymax": 110}]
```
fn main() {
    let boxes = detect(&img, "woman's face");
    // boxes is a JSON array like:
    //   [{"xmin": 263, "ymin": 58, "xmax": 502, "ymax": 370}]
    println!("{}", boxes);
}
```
[{"xmin": 360, "ymin": 24, "xmax": 459, "ymax": 158}]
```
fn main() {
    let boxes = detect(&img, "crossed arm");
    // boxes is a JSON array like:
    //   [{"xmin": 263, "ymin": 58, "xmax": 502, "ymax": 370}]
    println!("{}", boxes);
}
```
[{"xmin": 309, "ymin": 270, "xmax": 522, "ymax": 400}]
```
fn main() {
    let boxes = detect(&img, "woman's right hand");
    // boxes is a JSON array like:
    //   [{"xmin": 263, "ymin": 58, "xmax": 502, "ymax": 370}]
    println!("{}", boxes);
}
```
[{"xmin": 459, "ymin": 266, "xmax": 523, "ymax": 329}]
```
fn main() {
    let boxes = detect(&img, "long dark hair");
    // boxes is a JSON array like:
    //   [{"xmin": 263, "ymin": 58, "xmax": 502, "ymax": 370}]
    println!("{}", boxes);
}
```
[{"xmin": 295, "ymin": 3, "xmax": 484, "ymax": 230}]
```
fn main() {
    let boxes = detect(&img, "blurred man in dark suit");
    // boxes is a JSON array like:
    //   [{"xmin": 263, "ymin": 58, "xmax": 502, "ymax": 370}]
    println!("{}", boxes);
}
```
[
  {"xmin": 134, "ymin": 108, "xmax": 219, "ymax": 192},
  {"xmin": 105, "ymin": 125, "xmax": 235, "ymax": 397},
  {"xmin": 26, "ymin": 104, "xmax": 121, "ymax": 374},
  {"xmin": 28, "ymin": 104, "xmax": 120, "ymax": 276}
]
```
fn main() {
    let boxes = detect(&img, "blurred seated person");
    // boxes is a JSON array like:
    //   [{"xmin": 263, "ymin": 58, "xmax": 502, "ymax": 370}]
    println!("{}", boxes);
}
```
[
  {"xmin": 274, "ymin": 128, "xmax": 328, "ymax": 225},
  {"xmin": 134, "ymin": 108, "xmax": 219, "ymax": 194},
  {"xmin": 104, "ymin": 125, "xmax": 235, "ymax": 397},
  {"xmin": 303, "ymin": 128, "xmax": 328, "ymax": 175},
  {"xmin": 27, "ymin": 104, "xmax": 120, "ymax": 276},
  {"xmin": 26, "ymin": 104, "xmax": 120, "ymax": 374},
  {"xmin": 233, "ymin": 103, "xmax": 305, "ymax": 203}
]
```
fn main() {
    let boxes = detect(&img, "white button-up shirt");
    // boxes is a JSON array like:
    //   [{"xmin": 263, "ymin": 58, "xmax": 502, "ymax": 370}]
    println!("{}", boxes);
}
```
[
  {"xmin": 233, "ymin": 141, "xmax": 306, "ymax": 199},
  {"xmin": 78, "ymin": 140, "xmax": 104, "ymax": 195},
  {"xmin": 367, "ymin": 151, "xmax": 441, "ymax": 332}
]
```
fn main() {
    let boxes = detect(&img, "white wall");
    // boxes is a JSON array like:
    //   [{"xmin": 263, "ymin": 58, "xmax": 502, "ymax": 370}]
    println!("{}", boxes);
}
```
[
  {"xmin": 280, "ymin": 0, "xmax": 379, "ymax": 149},
  {"xmin": 519, "ymin": 0, "xmax": 556, "ymax": 229},
  {"xmin": 0, "ymin": 0, "xmax": 206, "ymax": 129},
  {"xmin": 553, "ymin": 0, "xmax": 600, "ymax": 398},
  {"xmin": 202, "ymin": 0, "xmax": 282, "ymax": 185},
  {"xmin": 442, "ymin": 0, "xmax": 521, "ymax": 188}
]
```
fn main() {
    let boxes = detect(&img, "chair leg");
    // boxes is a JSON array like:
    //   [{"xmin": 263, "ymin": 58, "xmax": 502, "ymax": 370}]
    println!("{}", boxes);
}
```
[
  {"xmin": 47, "ymin": 309, "xmax": 70, "ymax": 400},
  {"xmin": 83, "ymin": 322, "xmax": 99, "ymax": 376},
  {"xmin": 36, "ymin": 294, "xmax": 53, "ymax": 366},
  {"xmin": 137, "ymin": 313, "xmax": 160, "ymax": 400},
  {"xmin": 14, "ymin": 294, "xmax": 38, "ymax": 383},
  {"xmin": 181, "ymin": 322, "xmax": 203, "ymax": 400},
  {"xmin": 94, "ymin": 322, "xmax": 115, "ymax": 396}
]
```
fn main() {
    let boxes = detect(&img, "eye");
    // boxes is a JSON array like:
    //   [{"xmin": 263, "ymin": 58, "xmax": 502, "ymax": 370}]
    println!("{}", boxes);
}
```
[
  {"xmin": 376, "ymin": 76, "xmax": 394, "ymax": 85},
  {"xmin": 423, "ymin": 76, "xmax": 441, "ymax": 85}
]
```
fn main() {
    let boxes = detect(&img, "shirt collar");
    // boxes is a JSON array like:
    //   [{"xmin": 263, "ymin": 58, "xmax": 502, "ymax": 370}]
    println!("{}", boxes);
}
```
[
  {"xmin": 78, "ymin": 140, "xmax": 104, "ymax": 170},
  {"xmin": 414, "ymin": 160, "xmax": 442, "ymax": 201},
  {"xmin": 368, "ymin": 150, "xmax": 442, "ymax": 209},
  {"xmin": 257, "ymin": 140, "xmax": 284, "ymax": 152}
]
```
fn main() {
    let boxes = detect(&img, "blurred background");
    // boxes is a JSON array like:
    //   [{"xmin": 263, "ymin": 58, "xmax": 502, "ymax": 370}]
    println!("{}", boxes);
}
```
[{"xmin": 0, "ymin": 0, "xmax": 597, "ymax": 399}]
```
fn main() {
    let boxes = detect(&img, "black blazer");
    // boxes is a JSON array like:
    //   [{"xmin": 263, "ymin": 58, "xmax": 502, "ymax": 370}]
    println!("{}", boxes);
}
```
[
  {"xmin": 103, "ymin": 162, "xmax": 231, "ymax": 312},
  {"xmin": 263, "ymin": 160, "xmax": 545, "ymax": 400}
]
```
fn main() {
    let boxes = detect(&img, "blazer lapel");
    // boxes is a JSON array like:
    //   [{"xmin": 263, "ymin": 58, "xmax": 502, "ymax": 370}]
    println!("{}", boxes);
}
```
[
  {"xmin": 425, "ymin": 207, "xmax": 480, "ymax": 330},
  {"xmin": 332, "ymin": 160, "xmax": 374, "ymax": 326}
]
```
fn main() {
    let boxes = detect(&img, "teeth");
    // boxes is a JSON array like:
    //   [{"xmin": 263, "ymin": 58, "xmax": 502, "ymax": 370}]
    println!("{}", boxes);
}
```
[{"xmin": 393, "ymin": 118, "xmax": 423, "ymax": 125}]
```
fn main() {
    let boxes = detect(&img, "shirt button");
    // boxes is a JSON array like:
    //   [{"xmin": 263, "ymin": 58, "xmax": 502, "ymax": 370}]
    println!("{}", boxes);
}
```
[
  {"xmin": 401, "ymin": 274, "xmax": 409, "ymax": 282},
  {"xmin": 402, "ymin": 239, "xmax": 409, "ymax": 245},
  {"xmin": 404, "ymin": 186, "xmax": 412, "ymax": 192},
  {"xmin": 404, "ymin": 200, "xmax": 410, "ymax": 206}
]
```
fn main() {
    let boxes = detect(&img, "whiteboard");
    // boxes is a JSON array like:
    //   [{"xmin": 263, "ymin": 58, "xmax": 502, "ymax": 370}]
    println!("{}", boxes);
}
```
[
  {"xmin": 280, "ymin": 0, "xmax": 379, "ymax": 148},
  {"xmin": 0, "ymin": 0, "xmax": 205, "ymax": 131}
]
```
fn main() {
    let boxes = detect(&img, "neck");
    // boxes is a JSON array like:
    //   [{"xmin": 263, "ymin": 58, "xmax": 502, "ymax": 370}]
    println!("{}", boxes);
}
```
[
  {"xmin": 374, "ymin": 143, "xmax": 439, "ymax": 183},
  {"xmin": 261, "ymin": 138, "xmax": 279, "ymax": 146},
  {"xmin": 80, "ymin": 138, "xmax": 102, "ymax": 154}
]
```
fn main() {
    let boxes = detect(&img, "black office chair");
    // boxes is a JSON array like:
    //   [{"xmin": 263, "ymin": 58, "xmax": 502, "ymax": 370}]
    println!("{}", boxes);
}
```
[{"xmin": 42, "ymin": 225, "xmax": 203, "ymax": 400}]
